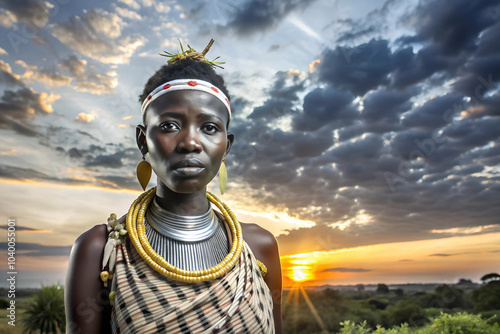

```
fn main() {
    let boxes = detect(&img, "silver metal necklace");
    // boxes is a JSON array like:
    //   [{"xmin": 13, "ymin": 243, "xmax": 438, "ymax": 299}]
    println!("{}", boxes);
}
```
[{"xmin": 145, "ymin": 198, "xmax": 229, "ymax": 271}]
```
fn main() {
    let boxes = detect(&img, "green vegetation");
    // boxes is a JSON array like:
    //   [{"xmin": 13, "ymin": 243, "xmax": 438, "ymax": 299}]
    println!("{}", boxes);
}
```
[
  {"xmin": 283, "ymin": 280, "xmax": 500, "ymax": 333},
  {"xmin": 21, "ymin": 285, "xmax": 66, "ymax": 334},
  {"xmin": 2, "ymin": 279, "xmax": 499, "ymax": 333},
  {"xmin": 339, "ymin": 313, "xmax": 499, "ymax": 333}
]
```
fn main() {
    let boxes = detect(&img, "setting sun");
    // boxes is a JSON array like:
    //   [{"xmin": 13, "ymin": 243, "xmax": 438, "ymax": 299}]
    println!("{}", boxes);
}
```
[{"xmin": 291, "ymin": 267, "xmax": 308, "ymax": 282}]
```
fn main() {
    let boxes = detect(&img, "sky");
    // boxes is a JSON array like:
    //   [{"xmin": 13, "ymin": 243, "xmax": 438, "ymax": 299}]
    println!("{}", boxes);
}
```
[{"xmin": 0, "ymin": 0, "xmax": 499, "ymax": 289}]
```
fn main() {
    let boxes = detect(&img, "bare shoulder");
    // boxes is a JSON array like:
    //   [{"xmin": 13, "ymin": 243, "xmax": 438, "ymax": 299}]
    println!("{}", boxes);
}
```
[
  {"xmin": 240, "ymin": 222, "xmax": 278, "ymax": 261},
  {"xmin": 73, "ymin": 224, "xmax": 108, "ymax": 252},
  {"xmin": 71, "ymin": 214, "xmax": 125, "ymax": 255},
  {"xmin": 240, "ymin": 222, "xmax": 283, "ymax": 333},
  {"xmin": 65, "ymin": 214, "xmax": 125, "ymax": 333}
]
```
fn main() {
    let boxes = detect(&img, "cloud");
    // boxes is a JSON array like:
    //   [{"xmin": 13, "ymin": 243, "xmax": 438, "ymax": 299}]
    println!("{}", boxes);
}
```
[
  {"xmin": 75, "ymin": 70, "xmax": 118, "ymax": 95},
  {"xmin": 226, "ymin": 0, "xmax": 500, "ymax": 255},
  {"xmin": 117, "ymin": 0, "xmax": 140, "ymax": 10},
  {"xmin": 400, "ymin": 0, "xmax": 498, "ymax": 56},
  {"xmin": 0, "ymin": 88, "xmax": 60, "ymax": 136},
  {"xmin": 84, "ymin": 148, "xmax": 137, "ymax": 169},
  {"xmin": 58, "ymin": 55, "xmax": 117, "ymax": 95},
  {"xmin": 115, "ymin": 6, "xmax": 142, "ymax": 20},
  {"xmin": 226, "ymin": 0, "xmax": 315, "ymax": 36},
  {"xmin": 321, "ymin": 267, "xmax": 371, "ymax": 273},
  {"xmin": 58, "ymin": 55, "xmax": 87, "ymax": 77},
  {"xmin": 248, "ymin": 69, "xmax": 305, "ymax": 121},
  {"xmin": 0, "ymin": 8, "xmax": 17, "ymax": 28},
  {"xmin": 0, "ymin": 163, "xmax": 55, "ymax": 180},
  {"xmin": 0, "ymin": 0, "xmax": 52, "ymax": 27},
  {"xmin": 51, "ymin": 8, "xmax": 145, "ymax": 64},
  {"xmin": 0, "ymin": 59, "xmax": 23, "ymax": 86},
  {"xmin": 291, "ymin": 86, "xmax": 356, "ymax": 131},
  {"xmin": 30, "ymin": 68, "xmax": 72, "ymax": 87},
  {"xmin": 317, "ymin": 39, "xmax": 394, "ymax": 96},
  {"xmin": 0, "ymin": 242, "xmax": 71, "ymax": 256},
  {"xmin": 192, "ymin": 0, "xmax": 316, "ymax": 37},
  {"xmin": 0, "ymin": 225, "xmax": 48, "ymax": 232},
  {"xmin": 75, "ymin": 111, "xmax": 97, "ymax": 123}
]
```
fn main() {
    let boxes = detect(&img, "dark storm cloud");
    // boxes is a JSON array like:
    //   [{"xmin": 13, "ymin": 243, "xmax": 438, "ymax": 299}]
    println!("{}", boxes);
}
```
[
  {"xmin": 229, "ymin": 0, "xmax": 500, "ymax": 255},
  {"xmin": 291, "ymin": 86, "xmax": 355, "ymax": 131},
  {"xmin": 400, "ymin": 0, "xmax": 500, "ymax": 96},
  {"xmin": 361, "ymin": 87, "xmax": 418, "ymax": 124},
  {"xmin": 216, "ymin": 0, "xmax": 316, "ymax": 37},
  {"xmin": 317, "ymin": 39, "xmax": 394, "ymax": 96},
  {"xmin": 84, "ymin": 148, "xmax": 137, "ymax": 168},
  {"xmin": 248, "ymin": 70, "xmax": 304, "ymax": 121},
  {"xmin": 0, "ymin": 0, "xmax": 52, "ymax": 27},
  {"xmin": 0, "ymin": 242, "xmax": 71, "ymax": 256},
  {"xmin": 0, "ymin": 60, "xmax": 24, "ymax": 87},
  {"xmin": 400, "ymin": 0, "xmax": 499, "ymax": 56},
  {"xmin": 0, "ymin": 87, "xmax": 56, "ymax": 136},
  {"xmin": 327, "ymin": 0, "xmax": 402, "ymax": 44},
  {"xmin": 402, "ymin": 94, "xmax": 464, "ymax": 130}
]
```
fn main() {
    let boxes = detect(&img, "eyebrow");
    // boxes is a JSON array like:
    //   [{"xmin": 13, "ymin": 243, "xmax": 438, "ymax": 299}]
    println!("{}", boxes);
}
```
[
  {"xmin": 197, "ymin": 113, "xmax": 225, "ymax": 123},
  {"xmin": 157, "ymin": 111, "xmax": 226, "ymax": 124}
]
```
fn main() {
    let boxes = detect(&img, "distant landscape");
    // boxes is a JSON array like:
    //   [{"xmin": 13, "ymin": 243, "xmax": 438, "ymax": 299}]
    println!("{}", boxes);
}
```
[
  {"xmin": 282, "ymin": 276, "xmax": 500, "ymax": 333},
  {"xmin": 1, "ymin": 276, "xmax": 499, "ymax": 333}
]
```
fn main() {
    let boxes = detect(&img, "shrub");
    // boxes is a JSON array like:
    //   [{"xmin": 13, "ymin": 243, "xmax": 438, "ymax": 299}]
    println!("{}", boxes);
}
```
[
  {"xmin": 21, "ymin": 284, "xmax": 65, "ymax": 334},
  {"xmin": 339, "ymin": 312, "xmax": 499, "ymax": 334},
  {"xmin": 471, "ymin": 281, "xmax": 500, "ymax": 312}
]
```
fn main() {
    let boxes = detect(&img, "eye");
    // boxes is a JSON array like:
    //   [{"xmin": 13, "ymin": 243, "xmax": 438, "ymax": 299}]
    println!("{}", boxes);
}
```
[
  {"xmin": 202, "ymin": 123, "xmax": 220, "ymax": 135},
  {"xmin": 160, "ymin": 122, "xmax": 179, "ymax": 131}
]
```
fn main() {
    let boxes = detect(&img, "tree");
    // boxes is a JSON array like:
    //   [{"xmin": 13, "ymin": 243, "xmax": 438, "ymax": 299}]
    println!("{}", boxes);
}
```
[
  {"xmin": 376, "ymin": 283, "xmax": 389, "ymax": 294},
  {"xmin": 394, "ymin": 288, "xmax": 404, "ymax": 297},
  {"xmin": 22, "ymin": 284, "xmax": 66, "ymax": 334},
  {"xmin": 471, "ymin": 281, "xmax": 500, "ymax": 312},
  {"xmin": 481, "ymin": 273, "xmax": 500, "ymax": 284}
]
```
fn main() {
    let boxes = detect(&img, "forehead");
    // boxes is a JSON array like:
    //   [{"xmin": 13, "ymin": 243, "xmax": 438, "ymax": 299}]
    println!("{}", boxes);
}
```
[{"xmin": 144, "ymin": 90, "xmax": 230, "ymax": 123}]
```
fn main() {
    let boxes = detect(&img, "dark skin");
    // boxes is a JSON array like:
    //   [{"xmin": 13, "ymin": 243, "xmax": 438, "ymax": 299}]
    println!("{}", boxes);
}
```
[{"xmin": 65, "ymin": 90, "xmax": 283, "ymax": 333}]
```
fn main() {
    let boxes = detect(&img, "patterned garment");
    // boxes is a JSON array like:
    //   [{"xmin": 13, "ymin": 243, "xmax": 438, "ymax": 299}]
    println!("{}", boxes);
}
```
[{"xmin": 111, "ymin": 239, "xmax": 275, "ymax": 333}]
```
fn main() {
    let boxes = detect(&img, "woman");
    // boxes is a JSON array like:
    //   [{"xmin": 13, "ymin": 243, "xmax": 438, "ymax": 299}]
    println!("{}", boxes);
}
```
[{"xmin": 65, "ymin": 40, "xmax": 283, "ymax": 333}]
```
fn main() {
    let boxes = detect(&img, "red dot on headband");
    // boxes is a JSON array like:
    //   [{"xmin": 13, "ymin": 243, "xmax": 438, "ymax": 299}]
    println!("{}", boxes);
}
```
[
  {"xmin": 163, "ymin": 84, "xmax": 171, "ymax": 89},
  {"xmin": 188, "ymin": 81, "xmax": 197, "ymax": 86},
  {"xmin": 147, "ymin": 95, "xmax": 152, "ymax": 100},
  {"xmin": 211, "ymin": 87, "xmax": 219, "ymax": 93}
]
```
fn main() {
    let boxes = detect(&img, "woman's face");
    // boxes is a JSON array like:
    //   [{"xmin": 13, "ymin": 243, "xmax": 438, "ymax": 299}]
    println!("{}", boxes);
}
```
[{"xmin": 138, "ymin": 90, "xmax": 233, "ymax": 194}]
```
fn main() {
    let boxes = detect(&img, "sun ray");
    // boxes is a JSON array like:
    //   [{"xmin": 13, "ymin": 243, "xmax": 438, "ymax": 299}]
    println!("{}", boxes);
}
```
[{"xmin": 299, "ymin": 285, "xmax": 327, "ymax": 332}]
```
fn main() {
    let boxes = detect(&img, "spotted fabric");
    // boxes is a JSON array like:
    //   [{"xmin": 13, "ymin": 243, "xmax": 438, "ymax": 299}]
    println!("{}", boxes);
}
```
[{"xmin": 110, "ymin": 239, "xmax": 275, "ymax": 333}]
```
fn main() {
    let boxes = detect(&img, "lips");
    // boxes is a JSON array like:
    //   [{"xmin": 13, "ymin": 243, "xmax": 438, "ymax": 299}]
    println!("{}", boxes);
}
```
[{"xmin": 171, "ymin": 158, "xmax": 205, "ymax": 170}]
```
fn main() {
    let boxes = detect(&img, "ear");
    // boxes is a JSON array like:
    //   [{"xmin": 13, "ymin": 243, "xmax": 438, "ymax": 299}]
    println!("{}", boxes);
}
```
[
  {"xmin": 225, "ymin": 132, "xmax": 235, "ymax": 156},
  {"xmin": 136, "ymin": 125, "xmax": 148, "ymax": 155}
]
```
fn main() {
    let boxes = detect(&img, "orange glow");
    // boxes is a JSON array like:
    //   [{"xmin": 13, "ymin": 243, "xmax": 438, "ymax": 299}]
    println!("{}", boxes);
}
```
[
  {"xmin": 291, "ymin": 267, "xmax": 308, "ymax": 282},
  {"xmin": 281, "ymin": 231, "xmax": 500, "ymax": 287},
  {"xmin": 286, "ymin": 256, "xmax": 317, "ymax": 282}
]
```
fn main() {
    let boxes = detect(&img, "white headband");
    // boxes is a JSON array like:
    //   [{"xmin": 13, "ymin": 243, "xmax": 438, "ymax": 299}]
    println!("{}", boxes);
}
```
[{"xmin": 141, "ymin": 79, "xmax": 231, "ymax": 119}]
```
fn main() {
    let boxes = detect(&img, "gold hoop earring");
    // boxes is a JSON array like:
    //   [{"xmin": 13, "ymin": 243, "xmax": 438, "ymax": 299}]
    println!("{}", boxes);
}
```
[
  {"xmin": 137, "ymin": 156, "xmax": 152, "ymax": 191},
  {"xmin": 219, "ymin": 157, "xmax": 227, "ymax": 195}
]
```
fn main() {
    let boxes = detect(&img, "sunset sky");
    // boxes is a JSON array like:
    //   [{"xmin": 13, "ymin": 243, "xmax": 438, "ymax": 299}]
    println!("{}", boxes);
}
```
[{"xmin": 0, "ymin": 0, "xmax": 499, "ymax": 289}]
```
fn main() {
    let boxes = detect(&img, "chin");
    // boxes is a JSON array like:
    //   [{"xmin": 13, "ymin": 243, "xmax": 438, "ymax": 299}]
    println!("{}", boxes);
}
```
[{"xmin": 165, "ymin": 181, "xmax": 207, "ymax": 194}]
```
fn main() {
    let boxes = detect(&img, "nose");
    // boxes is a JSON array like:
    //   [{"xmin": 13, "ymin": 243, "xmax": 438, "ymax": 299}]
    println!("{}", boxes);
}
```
[{"xmin": 176, "ymin": 126, "xmax": 202, "ymax": 153}]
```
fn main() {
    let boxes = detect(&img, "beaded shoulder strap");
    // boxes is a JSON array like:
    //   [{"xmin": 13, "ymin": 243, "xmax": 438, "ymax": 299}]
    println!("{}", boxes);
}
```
[{"xmin": 100, "ymin": 213, "xmax": 127, "ymax": 305}]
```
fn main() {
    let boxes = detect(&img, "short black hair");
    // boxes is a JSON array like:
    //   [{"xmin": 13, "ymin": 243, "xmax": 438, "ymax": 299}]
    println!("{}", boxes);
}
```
[{"xmin": 139, "ymin": 58, "xmax": 230, "ymax": 104}]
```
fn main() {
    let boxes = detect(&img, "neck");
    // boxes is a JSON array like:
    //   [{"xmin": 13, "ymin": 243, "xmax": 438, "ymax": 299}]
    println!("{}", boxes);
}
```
[{"xmin": 155, "ymin": 182, "xmax": 210, "ymax": 216}]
